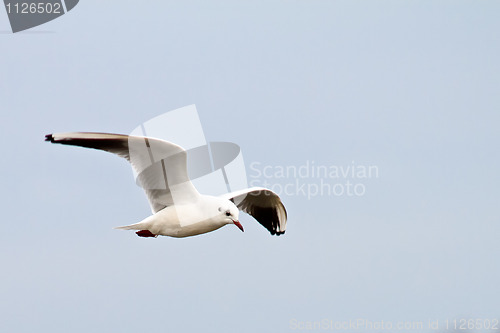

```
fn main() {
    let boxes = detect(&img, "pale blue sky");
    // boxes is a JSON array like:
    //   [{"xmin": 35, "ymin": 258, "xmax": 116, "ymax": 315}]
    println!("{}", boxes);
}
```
[{"xmin": 1, "ymin": 1, "xmax": 499, "ymax": 332}]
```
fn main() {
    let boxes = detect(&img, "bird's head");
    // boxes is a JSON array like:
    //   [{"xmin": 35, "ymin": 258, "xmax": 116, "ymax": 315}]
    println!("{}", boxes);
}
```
[{"xmin": 218, "ymin": 199, "xmax": 243, "ymax": 232}]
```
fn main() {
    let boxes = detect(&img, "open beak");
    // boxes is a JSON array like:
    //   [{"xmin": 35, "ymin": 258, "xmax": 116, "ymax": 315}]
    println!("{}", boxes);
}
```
[{"xmin": 233, "ymin": 220, "xmax": 244, "ymax": 232}]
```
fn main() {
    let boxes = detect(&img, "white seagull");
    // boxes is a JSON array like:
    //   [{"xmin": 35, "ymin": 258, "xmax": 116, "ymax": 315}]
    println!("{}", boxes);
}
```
[{"xmin": 45, "ymin": 132, "xmax": 287, "ymax": 238}]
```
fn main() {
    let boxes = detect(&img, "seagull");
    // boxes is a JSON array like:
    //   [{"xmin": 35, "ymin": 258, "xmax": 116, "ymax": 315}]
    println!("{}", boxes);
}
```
[{"xmin": 45, "ymin": 132, "xmax": 287, "ymax": 238}]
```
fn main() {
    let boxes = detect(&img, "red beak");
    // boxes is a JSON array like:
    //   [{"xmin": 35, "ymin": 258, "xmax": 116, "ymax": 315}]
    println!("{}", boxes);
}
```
[{"xmin": 233, "ymin": 220, "xmax": 244, "ymax": 232}]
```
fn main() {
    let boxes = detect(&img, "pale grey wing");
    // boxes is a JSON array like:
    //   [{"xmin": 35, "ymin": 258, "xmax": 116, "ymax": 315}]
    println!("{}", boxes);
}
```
[
  {"xmin": 45, "ymin": 132, "xmax": 200, "ymax": 213},
  {"xmin": 221, "ymin": 187, "xmax": 287, "ymax": 235}
]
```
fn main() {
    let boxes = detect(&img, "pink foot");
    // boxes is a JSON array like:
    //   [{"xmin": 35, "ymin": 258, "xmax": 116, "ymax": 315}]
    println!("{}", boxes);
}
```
[{"xmin": 136, "ymin": 230, "xmax": 157, "ymax": 238}]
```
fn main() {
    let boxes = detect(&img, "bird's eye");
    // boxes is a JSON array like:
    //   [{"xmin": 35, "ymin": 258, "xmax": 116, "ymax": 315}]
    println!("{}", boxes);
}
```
[{"xmin": 225, "ymin": 211, "xmax": 231, "ymax": 216}]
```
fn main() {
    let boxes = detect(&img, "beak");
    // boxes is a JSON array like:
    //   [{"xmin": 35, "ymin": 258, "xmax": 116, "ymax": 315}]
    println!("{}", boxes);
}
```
[{"xmin": 233, "ymin": 220, "xmax": 244, "ymax": 232}]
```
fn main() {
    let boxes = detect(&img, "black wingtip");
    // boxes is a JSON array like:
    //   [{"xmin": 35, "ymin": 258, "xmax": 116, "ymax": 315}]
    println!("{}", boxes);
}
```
[{"xmin": 45, "ymin": 134, "xmax": 54, "ymax": 142}]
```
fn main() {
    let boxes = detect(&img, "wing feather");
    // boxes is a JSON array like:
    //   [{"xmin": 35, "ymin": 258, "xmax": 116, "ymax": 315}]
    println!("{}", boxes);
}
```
[{"xmin": 46, "ymin": 132, "xmax": 200, "ymax": 212}]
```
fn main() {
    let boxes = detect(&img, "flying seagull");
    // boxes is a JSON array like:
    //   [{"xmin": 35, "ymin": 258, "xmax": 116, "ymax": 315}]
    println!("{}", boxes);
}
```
[{"xmin": 45, "ymin": 132, "xmax": 287, "ymax": 238}]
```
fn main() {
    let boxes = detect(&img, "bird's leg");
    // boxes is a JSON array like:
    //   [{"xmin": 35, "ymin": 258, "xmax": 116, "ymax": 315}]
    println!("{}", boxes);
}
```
[{"xmin": 136, "ymin": 230, "xmax": 158, "ymax": 238}]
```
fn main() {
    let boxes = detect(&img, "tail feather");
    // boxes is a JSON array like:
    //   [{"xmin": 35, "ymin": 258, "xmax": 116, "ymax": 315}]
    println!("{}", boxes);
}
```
[{"xmin": 114, "ymin": 222, "xmax": 147, "ymax": 231}]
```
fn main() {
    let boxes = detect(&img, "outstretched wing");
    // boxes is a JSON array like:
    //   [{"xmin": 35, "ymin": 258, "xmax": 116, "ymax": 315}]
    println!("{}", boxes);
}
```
[
  {"xmin": 221, "ymin": 187, "xmax": 287, "ymax": 235},
  {"xmin": 46, "ymin": 132, "xmax": 200, "ymax": 213}
]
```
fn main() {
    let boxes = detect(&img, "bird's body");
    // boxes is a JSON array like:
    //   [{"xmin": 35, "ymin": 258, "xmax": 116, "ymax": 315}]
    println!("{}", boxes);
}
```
[
  {"xmin": 45, "ymin": 132, "xmax": 287, "ymax": 238},
  {"xmin": 116, "ymin": 195, "xmax": 240, "ymax": 238}
]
